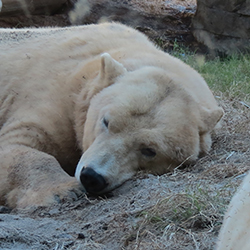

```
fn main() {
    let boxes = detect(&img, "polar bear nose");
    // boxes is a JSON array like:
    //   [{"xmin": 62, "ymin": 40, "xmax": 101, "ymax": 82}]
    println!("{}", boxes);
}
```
[{"xmin": 80, "ymin": 168, "xmax": 108, "ymax": 194}]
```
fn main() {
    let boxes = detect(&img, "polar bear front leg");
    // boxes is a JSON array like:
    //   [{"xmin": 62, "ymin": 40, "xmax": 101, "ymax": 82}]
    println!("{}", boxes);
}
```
[{"xmin": 0, "ymin": 145, "xmax": 82, "ymax": 208}]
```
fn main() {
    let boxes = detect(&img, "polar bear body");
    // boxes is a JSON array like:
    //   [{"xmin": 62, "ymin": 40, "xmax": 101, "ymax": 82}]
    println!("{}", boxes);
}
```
[
  {"xmin": 0, "ymin": 23, "xmax": 223, "ymax": 208},
  {"xmin": 216, "ymin": 172, "xmax": 250, "ymax": 250}
]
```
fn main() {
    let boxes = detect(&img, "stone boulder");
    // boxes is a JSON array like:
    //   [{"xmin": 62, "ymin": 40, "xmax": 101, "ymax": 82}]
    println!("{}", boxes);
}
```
[
  {"xmin": 0, "ymin": 0, "xmax": 68, "ymax": 16},
  {"xmin": 192, "ymin": 0, "xmax": 250, "ymax": 54}
]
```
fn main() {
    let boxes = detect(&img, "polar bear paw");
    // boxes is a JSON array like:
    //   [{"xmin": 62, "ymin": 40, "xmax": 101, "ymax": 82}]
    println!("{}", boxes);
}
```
[{"xmin": 6, "ymin": 179, "xmax": 84, "ymax": 209}]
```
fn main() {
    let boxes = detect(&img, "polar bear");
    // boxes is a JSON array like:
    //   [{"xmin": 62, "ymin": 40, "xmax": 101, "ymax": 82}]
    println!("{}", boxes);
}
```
[
  {"xmin": 0, "ymin": 22, "xmax": 223, "ymax": 208},
  {"xmin": 216, "ymin": 171, "xmax": 250, "ymax": 250}
]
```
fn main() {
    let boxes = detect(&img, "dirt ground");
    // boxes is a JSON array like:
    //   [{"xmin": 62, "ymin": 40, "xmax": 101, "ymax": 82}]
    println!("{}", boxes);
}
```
[{"xmin": 0, "ymin": 1, "xmax": 250, "ymax": 250}]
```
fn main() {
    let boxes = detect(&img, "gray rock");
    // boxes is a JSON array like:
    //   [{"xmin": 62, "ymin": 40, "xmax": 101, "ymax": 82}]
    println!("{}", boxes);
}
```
[{"xmin": 192, "ymin": 0, "xmax": 250, "ymax": 54}]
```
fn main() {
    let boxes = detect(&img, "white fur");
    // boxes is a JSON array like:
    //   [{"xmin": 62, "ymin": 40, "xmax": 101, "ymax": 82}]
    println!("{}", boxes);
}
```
[
  {"xmin": 0, "ymin": 23, "xmax": 223, "ymax": 207},
  {"xmin": 217, "ymin": 171, "xmax": 250, "ymax": 250}
]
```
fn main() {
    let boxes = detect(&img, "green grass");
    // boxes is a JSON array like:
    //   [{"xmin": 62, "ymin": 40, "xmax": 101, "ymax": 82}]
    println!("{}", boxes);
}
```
[{"xmin": 170, "ymin": 45, "xmax": 250, "ymax": 102}]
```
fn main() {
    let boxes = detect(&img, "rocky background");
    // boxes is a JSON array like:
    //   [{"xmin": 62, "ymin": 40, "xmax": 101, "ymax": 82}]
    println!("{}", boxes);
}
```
[
  {"xmin": 0, "ymin": 0, "xmax": 197, "ymax": 51},
  {"xmin": 193, "ymin": 0, "xmax": 250, "ymax": 54},
  {"xmin": 1, "ymin": 0, "xmax": 250, "ymax": 54}
]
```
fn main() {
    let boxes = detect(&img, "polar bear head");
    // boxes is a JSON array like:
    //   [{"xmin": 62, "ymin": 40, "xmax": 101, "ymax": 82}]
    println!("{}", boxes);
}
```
[{"xmin": 74, "ymin": 53, "xmax": 223, "ymax": 194}]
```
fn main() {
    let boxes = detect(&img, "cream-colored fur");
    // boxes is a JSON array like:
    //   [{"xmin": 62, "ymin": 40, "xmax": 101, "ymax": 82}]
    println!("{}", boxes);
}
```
[
  {"xmin": 0, "ymin": 22, "xmax": 223, "ymax": 208},
  {"xmin": 216, "ymin": 172, "xmax": 250, "ymax": 250}
]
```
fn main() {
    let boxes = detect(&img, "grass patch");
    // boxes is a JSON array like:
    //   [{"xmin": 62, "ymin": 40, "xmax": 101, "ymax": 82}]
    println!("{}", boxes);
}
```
[{"xmin": 170, "ymin": 44, "xmax": 250, "ymax": 102}]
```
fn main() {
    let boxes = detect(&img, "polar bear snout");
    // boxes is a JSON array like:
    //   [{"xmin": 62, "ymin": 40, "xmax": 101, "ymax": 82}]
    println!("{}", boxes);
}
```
[{"xmin": 80, "ymin": 167, "xmax": 109, "ymax": 194}]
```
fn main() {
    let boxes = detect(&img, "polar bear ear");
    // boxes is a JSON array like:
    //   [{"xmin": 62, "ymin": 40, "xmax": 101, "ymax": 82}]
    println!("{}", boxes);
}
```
[
  {"xmin": 199, "ymin": 107, "xmax": 224, "ymax": 133},
  {"xmin": 100, "ymin": 53, "xmax": 127, "ymax": 84}
]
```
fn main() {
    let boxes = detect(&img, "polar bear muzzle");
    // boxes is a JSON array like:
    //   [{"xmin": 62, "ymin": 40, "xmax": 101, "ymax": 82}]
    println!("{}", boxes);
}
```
[{"xmin": 80, "ymin": 167, "xmax": 109, "ymax": 194}]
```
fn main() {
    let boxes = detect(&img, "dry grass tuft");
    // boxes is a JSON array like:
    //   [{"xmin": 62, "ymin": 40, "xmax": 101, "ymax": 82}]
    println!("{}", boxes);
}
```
[{"xmin": 123, "ymin": 182, "xmax": 229, "ymax": 249}]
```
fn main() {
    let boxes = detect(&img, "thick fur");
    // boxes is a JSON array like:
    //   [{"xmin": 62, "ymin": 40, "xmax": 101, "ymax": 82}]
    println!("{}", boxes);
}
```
[
  {"xmin": 0, "ymin": 23, "xmax": 223, "ymax": 208},
  {"xmin": 216, "ymin": 172, "xmax": 250, "ymax": 250}
]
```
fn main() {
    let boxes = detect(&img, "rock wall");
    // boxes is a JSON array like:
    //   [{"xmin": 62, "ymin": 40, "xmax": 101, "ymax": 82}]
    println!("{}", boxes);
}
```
[
  {"xmin": 0, "ymin": 0, "xmax": 197, "ymax": 51},
  {"xmin": 69, "ymin": 0, "xmax": 196, "ymax": 50},
  {"xmin": 0, "ymin": 0, "xmax": 68, "ymax": 16},
  {"xmin": 192, "ymin": 0, "xmax": 250, "ymax": 54}
]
